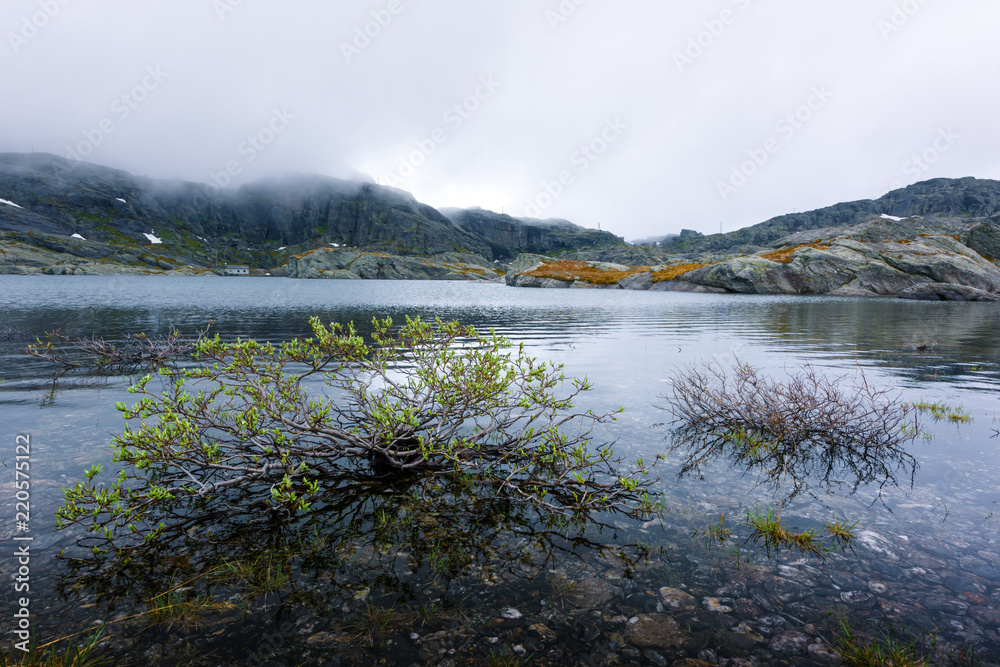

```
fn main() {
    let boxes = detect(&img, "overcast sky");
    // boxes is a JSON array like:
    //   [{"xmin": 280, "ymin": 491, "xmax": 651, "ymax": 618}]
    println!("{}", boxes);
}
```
[{"xmin": 2, "ymin": 1, "xmax": 998, "ymax": 241}]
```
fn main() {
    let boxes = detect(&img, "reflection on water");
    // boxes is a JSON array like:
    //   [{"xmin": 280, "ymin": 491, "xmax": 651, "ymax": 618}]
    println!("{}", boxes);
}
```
[{"xmin": 1, "ymin": 277, "xmax": 999, "ymax": 664}]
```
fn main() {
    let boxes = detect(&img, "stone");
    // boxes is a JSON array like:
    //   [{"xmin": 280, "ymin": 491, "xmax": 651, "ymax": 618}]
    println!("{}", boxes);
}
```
[
  {"xmin": 969, "ymin": 606, "xmax": 1000, "ymax": 628},
  {"xmin": 769, "ymin": 631, "xmax": 810, "ymax": 655},
  {"xmin": 567, "ymin": 577, "xmax": 622, "ymax": 609},
  {"xmin": 659, "ymin": 587, "xmax": 697, "ymax": 611},
  {"xmin": 702, "ymin": 597, "xmax": 735, "ymax": 613},
  {"xmin": 528, "ymin": 623, "xmax": 556, "ymax": 642},
  {"xmin": 624, "ymin": 614, "xmax": 687, "ymax": 649},
  {"xmin": 807, "ymin": 642, "xmax": 844, "ymax": 664},
  {"xmin": 618, "ymin": 271, "xmax": 653, "ymax": 290}
]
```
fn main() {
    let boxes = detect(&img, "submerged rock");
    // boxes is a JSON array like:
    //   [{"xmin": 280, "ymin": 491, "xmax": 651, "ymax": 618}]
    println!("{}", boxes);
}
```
[{"xmin": 624, "ymin": 614, "xmax": 686, "ymax": 649}]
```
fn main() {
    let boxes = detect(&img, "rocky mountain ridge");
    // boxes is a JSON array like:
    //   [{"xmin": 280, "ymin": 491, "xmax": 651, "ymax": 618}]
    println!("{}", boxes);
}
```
[{"xmin": 0, "ymin": 153, "xmax": 622, "ymax": 276}]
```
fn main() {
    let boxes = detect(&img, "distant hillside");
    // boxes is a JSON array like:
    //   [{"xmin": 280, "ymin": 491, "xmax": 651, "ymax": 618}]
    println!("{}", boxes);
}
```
[
  {"xmin": 661, "ymin": 177, "xmax": 1000, "ymax": 253},
  {"xmin": 440, "ymin": 207, "xmax": 623, "ymax": 261},
  {"xmin": 0, "ymin": 153, "xmax": 622, "ymax": 271}
]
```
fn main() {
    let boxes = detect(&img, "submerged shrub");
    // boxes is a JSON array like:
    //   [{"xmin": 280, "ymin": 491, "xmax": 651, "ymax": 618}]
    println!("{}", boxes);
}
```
[
  {"xmin": 661, "ymin": 360, "xmax": 919, "ymax": 500},
  {"xmin": 57, "ymin": 316, "xmax": 662, "ymax": 554}
]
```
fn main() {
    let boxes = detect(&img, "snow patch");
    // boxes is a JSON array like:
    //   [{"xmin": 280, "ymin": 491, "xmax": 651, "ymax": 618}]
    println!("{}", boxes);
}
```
[
  {"xmin": 115, "ymin": 198, "xmax": 127, "ymax": 204},
  {"xmin": 0, "ymin": 198, "xmax": 23, "ymax": 208},
  {"xmin": 144, "ymin": 232, "xmax": 163, "ymax": 244},
  {"xmin": 71, "ymin": 233, "xmax": 86, "ymax": 240},
  {"xmin": 880, "ymin": 214, "xmax": 904, "ymax": 222},
  {"xmin": 277, "ymin": 246, "xmax": 286, "ymax": 250},
  {"xmin": 329, "ymin": 243, "xmax": 340, "ymax": 247}
]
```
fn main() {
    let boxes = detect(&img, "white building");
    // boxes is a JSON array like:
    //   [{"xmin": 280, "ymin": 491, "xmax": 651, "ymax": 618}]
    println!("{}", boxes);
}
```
[{"xmin": 224, "ymin": 265, "xmax": 250, "ymax": 276}]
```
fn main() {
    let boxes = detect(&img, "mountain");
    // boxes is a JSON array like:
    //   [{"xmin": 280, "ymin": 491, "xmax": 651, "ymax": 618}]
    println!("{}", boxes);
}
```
[
  {"xmin": 660, "ymin": 177, "xmax": 1000, "ymax": 254},
  {"xmin": 0, "ymin": 153, "xmax": 623, "ymax": 275}
]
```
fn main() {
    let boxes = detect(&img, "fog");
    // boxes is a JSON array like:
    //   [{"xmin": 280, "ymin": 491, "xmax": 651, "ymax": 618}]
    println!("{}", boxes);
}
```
[{"xmin": 2, "ymin": 0, "xmax": 998, "ymax": 240}]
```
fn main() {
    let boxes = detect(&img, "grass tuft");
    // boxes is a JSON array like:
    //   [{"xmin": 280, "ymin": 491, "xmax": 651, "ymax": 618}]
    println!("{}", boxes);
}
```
[
  {"xmin": 834, "ymin": 619, "xmax": 928, "ymax": 666},
  {"xmin": 745, "ymin": 505, "xmax": 824, "ymax": 557}
]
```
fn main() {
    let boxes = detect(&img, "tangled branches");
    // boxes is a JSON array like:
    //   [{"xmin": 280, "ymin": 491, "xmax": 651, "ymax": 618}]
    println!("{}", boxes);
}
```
[
  {"xmin": 26, "ymin": 328, "xmax": 195, "ymax": 373},
  {"xmin": 662, "ymin": 360, "xmax": 919, "ymax": 501},
  {"xmin": 57, "ymin": 316, "xmax": 662, "ymax": 553},
  {"xmin": 1, "ymin": 325, "xmax": 26, "ymax": 343}
]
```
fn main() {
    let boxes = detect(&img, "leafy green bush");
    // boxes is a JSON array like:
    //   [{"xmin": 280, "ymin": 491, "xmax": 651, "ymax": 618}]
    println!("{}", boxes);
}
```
[{"xmin": 57, "ymin": 316, "xmax": 661, "ymax": 553}]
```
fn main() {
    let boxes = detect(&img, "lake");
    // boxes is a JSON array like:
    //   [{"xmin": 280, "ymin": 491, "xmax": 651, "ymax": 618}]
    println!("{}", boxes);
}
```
[{"xmin": 1, "ymin": 276, "xmax": 999, "ymax": 665}]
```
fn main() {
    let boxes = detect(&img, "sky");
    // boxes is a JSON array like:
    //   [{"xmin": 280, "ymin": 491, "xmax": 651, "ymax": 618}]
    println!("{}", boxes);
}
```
[{"xmin": 2, "ymin": 1, "xmax": 999, "ymax": 242}]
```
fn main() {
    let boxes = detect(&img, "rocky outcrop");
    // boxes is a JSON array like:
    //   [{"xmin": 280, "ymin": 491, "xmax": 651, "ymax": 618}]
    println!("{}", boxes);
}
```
[
  {"xmin": 897, "ymin": 283, "xmax": 999, "ymax": 301},
  {"xmin": 287, "ymin": 247, "xmax": 503, "ymax": 281},
  {"xmin": 508, "ymin": 222, "xmax": 1000, "ymax": 301}
]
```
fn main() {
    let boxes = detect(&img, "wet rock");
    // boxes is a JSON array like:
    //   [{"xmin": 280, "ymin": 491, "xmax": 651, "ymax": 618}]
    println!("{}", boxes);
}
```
[
  {"xmin": 568, "ymin": 577, "xmax": 622, "ymax": 609},
  {"xmin": 944, "ymin": 574, "xmax": 987, "ymax": 596},
  {"xmin": 808, "ymin": 642, "xmax": 843, "ymax": 665},
  {"xmin": 840, "ymin": 591, "xmax": 878, "ymax": 610},
  {"xmin": 625, "ymin": 614, "xmax": 686, "ymax": 649},
  {"xmin": 683, "ymin": 629, "xmax": 713, "ymax": 655},
  {"xmin": 970, "ymin": 606, "xmax": 1000, "ymax": 628},
  {"xmin": 769, "ymin": 631, "xmax": 810, "ymax": 655},
  {"xmin": 754, "ymin": 616, "xmax": 788, "ymax": 637},
  {"xmin": 714, "ymin": 630, "xmax": 757, "ymax": 658},
  {"xmin": 777, "ymin": 565, "xmax": 816, "ymax": 587},
  {"xmin": 926, "ymin": 596, "xmax": 970, "ymax": 616},
  {"xmin": 528, "ymin": 623, "xmax": 556, "ymax": 642},
  {"xmin": 869, "ymin": 561, "xmax": 905, "ymax": 579},
  {"xmin": 731, "ymin": 623, "xmax": 765, "ymax": 643},
  {"xmin": 642, "ymin": 649, "xmax": 668, "ymax": 666},
  {"xmin": 715, "ymin": 582, "xmax": 748, "ymax": 598},
  {"xmin": 702, "ymin": 597, "xmax": 735, "ymax": 613},
  {"xmin": 697, "ymin": 648, "xmax": 718, "ymax": 663},
  {"xmin": 960, "ymin": 591, "xmax": 990, "ymax": 606},
  {"xmin": 733, "ymin": 598, "xmax": 761, "ymax": 620},
  {"xmin": 829, "ymin": 571, "xmax": 866, "ymax": 591},
  {"xmin": 762, "ymin": 576, "xmax": 814, "ymax": 603},
  {"xmin": 867, "ymin": 581, "xmax": 888, "ymax": 595},
  {"xmin": 965, "ymin": 564, "xmax": 1000, "ymax": 580},
  {"xmin": 855, "ymin": 530, "xmax": 897, "ymax": 558},
  {"xmin": 659, "ymin": 587, "xmax": 697, "ymax": 611}
]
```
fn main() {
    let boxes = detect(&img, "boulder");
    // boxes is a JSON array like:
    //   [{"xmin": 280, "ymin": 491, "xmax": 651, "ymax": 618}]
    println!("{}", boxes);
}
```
[
  {"xmin": 624, "ymin": 614, "xmax": 686, "ymax": 649},
  {"xmin": 618, "ymin": 271, "xmax": 653, "ymax": 290}
]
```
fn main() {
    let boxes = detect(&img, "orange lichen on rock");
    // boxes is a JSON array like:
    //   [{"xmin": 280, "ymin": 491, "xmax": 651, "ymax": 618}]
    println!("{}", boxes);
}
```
[
  {"xmin": 651, "ymin": 263, "xmax": 708, "ymax": 282},
  {"xmin": 292, "ymin": 248, "xmax": 328, "ymax": 259},
  {"xmin": 759, "ymin": 243, "xmax": 830, "ymax": 264},
  {"xmin": 522, "ymin": 260, "xmax": 649, "ymax": 285}
]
